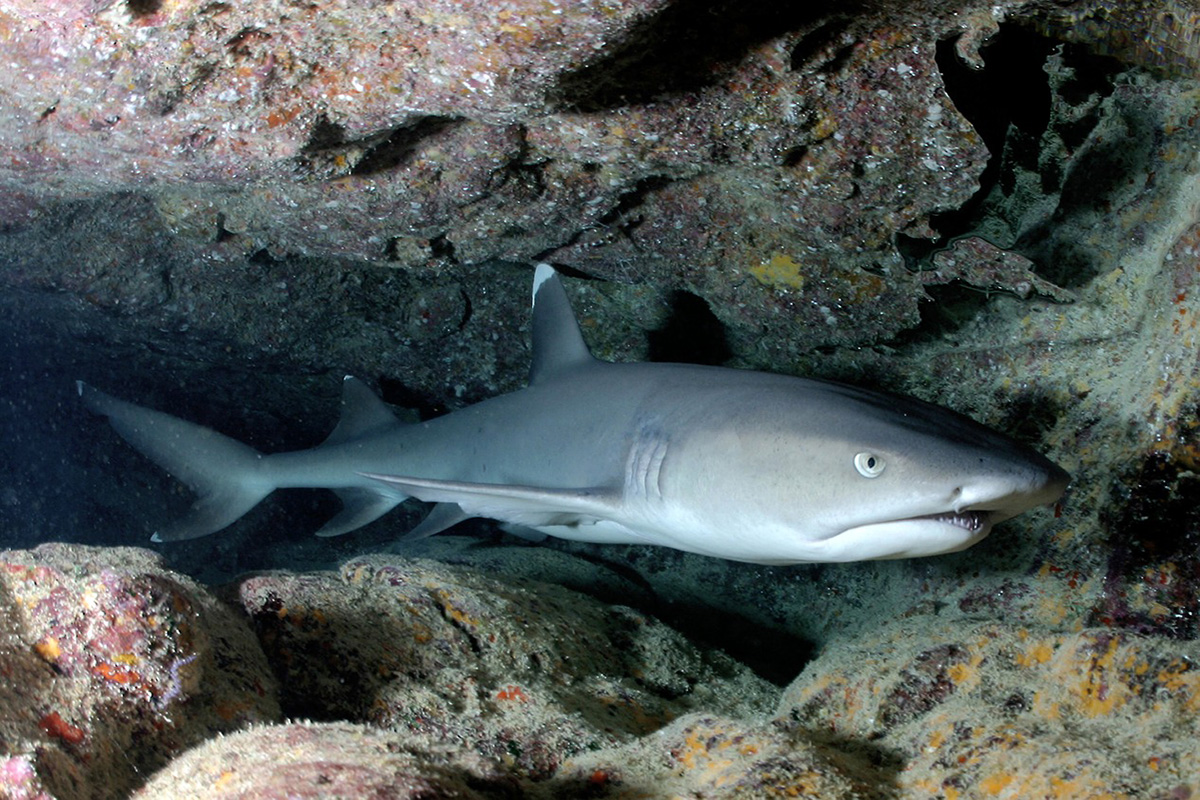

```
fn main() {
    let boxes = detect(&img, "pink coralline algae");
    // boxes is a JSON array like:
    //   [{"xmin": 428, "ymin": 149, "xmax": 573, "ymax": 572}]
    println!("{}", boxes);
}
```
[
  {"xmin": 0, "ymin": 756, "xmax": 53, "ymax": 800},
  {"xmin": 0, "ymin": 544, "xmax": 280, "ymax": 800}
]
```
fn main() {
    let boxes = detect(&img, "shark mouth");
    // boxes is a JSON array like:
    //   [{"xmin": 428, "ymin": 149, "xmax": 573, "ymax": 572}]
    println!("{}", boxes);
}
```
[
  {"xmin": 899, "ymin": 510, "xmax": 990, "ymax": 533},
  {"xmin": 921, "ymin": 510, "xmax": 989, "ymax": 533}
]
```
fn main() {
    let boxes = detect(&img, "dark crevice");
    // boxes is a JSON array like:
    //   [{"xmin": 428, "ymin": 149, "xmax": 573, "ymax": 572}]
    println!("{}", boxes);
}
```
[
  {"xmin": 383, "ymin": 237, "xmax": 404, "ymax": 262},
  {"xmin": 226, "ymin": 27, "xmax": 271, "ymax": 55},
  {"xmin": 295, "ymin": 115, "xmax": 459, "ymax": 178},
  {"xmin": 651, "ymin": 602, "xmax": 813, "ymax": 687},
  {"xmin": 126, "ymin": 0, "xmax": 161, "ymax": 17},
  {"xmin": 214, "ymin": 213, "xmax": 237, "ymax": 243},
  {"xmin": 592, "ymin": 175, "xmax": 675, "ymax": 249},
  {"xmin": 248, "ymin": 247, "xmax": 279, "ymax": 266},
  {"xmin": 428, "ymin": 234, "xmax": 455, "ymax": 260},
  {"xmin": 489, "ymin": 160, "xmax": 547, "ymax": 203},
  {"xmin": 376, "ymin": 377, "xmax": 448, "ymax": 421},
  {"xmin": 887, "ymin": 282, "xmax": 993, "ymax": 347},
  {"xmin": 788, "ymin": 17, "xmax": 853, "ymax": 71},
  {"xmin": 647, "ymin": 291, "xmax": 732, "ymax": 365},
  {"xmin": 456, "ymin": 288, "xmax": 473, "ymax": 333},
  {"xmin": 994, "ymin": 390, "xmax": 1069, "ymax": 451},
  {"xmin": 939, "ymin": 27, "xmax": 1057, "ymax": 156},
  {"xmin": 542, "ymin": 545, "xmax": 812, "ymax": 686},
  {"xmin": 352, "ymin": 116, "xmax": 458, "ymax": 176},
  {"xmin": 600, "ymin": 176, "xmax": 675, "ymax": 227},
  {"xmin": 484, "ymin": 125, "xmax": 546, "ymax": 203},
  {"xmin": 781, "ymin": 145, "xmax": 808, "ymax": 167},
  {"xmin": 908, "ymin": 25, "xmax": 1059, "ymax": 263},
  {"xmin": 555, "ymin": 0, "xmax": 856, "ymax": 111},
  {"xmin": 542, "ymin": 176, "xmax": 675, "ymax": 260},
  {"xmin": 298, "ymin": 115, "xmax": 347, "ymax": 155},
  {"xmin": 1014, "ymin": 54, "xmax": 1129, "ymax": 287},
  {"xmin": 897, "ymin": 23, "xmax": 1128, "ymax": 342}
]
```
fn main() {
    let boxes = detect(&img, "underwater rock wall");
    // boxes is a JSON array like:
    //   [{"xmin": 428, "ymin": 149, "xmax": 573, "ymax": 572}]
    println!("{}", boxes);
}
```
[{"xmin": 0, "ymin": 0, "xmax": 1192, "ymax": 364}]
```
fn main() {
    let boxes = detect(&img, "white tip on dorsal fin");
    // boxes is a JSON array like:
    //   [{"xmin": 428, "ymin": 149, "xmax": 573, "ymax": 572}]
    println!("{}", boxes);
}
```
[{"xmin": 529, "ymin": 263, "xmax": 595, "ymax": 384}]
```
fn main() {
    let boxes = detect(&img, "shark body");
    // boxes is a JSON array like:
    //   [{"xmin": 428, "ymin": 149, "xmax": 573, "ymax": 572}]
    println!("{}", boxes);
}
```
[{"xmin": 80, "ymin": 264, "xmax": 1068, "ymax": 564}]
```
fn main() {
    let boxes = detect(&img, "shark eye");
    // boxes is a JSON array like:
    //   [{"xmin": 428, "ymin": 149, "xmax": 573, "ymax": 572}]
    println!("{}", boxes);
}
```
[{"xmin": 854, "ymin": 452, "xmax": 886, "ymax": 478}]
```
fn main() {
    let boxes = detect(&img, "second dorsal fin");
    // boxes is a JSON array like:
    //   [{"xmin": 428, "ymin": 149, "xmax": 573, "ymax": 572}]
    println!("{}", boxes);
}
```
[{"xmin": 322, "ymin": 376, "xmax": 402, "ymax": 446}]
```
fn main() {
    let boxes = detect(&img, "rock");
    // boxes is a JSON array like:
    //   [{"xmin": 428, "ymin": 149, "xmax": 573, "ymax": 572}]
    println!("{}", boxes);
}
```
[
  {"xmin": 552, "ymin": 714, "xmax": 887, "ymax": 799},
  {"xmin": 778, "ymin": 618, "xmax": 1200, "ymax": 797},
  {"xmin": 0, "ymin": 544, "xmax": 280, "ymax": 800},
  {"xmin": 235, "ymin": 555, "xmax": 777, "ymax": 781},
  {"xmin": 133, "ymin": 721, "xmax": 519, "ymax": 800}
]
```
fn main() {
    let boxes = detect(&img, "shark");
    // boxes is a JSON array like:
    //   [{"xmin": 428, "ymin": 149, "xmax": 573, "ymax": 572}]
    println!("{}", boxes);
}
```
[{"xmin": 79, "ymin": 264, "xmax": 1069, "ymax": 564}]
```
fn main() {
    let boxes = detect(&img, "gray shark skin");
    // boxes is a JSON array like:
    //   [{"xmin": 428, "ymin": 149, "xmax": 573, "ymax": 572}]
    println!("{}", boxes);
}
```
[{"xmin": 79, "ymin": 264, "xmax": 1069, "ymax": 564}]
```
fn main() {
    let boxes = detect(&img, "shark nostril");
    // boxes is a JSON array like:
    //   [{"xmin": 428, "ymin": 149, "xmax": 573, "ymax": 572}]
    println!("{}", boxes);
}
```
[{"xmin": 950, "ymin": 486, "xmax": 964, "ymax": 510}]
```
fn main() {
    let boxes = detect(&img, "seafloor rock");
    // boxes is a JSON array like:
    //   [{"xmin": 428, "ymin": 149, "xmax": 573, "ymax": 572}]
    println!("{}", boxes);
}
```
[
  {"xmin": 132, "ymin": 721, "xmax": 520, "ymax": 800},
  {"xmin": 549, "ymin": 713, "xmax": 887, "ymax": 799},
  {"xmin": 778, "ymin": 617, "xmax": 1200, "ymax": 798},
  {"xmin": 235, "ymin": 555, "xmax": 777, "ymax": 781},
  {"xmin": 0, "ymin": 544, "xmax": 280, "ymax": 800}
]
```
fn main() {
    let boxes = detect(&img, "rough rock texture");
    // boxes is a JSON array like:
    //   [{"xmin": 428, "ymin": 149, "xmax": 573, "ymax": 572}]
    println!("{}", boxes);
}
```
[
  {"xmin": 2, "ymin": 0, "xmax": 1200, "ymax": 796},
  {"xmin": 236, "ymin": 555, "xmax": 776, "ymax": 781},
  {"xmin": 0, "ymin": 544, "xmax": 280, "ymax": 800},
  {"xmin": 552, "ymin": 714, "xmax": 887, "ymax": 799},
  {"xmin": 133, "ymin": 721, "xmax": 521, "ymax": 799},
  {"xmin": 779, "ymin": 618, "xmax": 1200, "ymax": 798},
  {"xmin": 0, "ymin": 545, "xmax": 781, "ymax": 798},
  {"xmin": 4, "ymin": 0, "xmax": 1178, "ymax": 374}
]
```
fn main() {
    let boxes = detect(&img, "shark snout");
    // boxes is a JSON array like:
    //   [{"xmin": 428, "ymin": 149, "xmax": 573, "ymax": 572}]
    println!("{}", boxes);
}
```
[{"xmin": 956, "ymin": 461, "xmax": 1070, "ymax": 521}]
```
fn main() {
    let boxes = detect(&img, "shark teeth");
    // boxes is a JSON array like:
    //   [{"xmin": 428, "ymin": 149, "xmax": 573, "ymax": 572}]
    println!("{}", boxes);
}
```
[
  {"xmin": 896, "ymin": 510, "xmax": 989, "ymax": 533},
  {"xmin": 933, "ymin": 511, "xmax": 988, "ymax": 532}
]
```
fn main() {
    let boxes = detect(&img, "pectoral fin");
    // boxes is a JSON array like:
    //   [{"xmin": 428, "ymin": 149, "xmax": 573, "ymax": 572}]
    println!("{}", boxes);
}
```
[{"xmin": 360, "ymin": 473, "xmax": 621, "ymax": 529}]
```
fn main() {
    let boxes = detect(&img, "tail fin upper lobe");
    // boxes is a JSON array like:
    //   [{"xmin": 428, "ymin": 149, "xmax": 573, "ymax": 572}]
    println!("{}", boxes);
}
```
[{"xmin": 77, "ymin": 382, "xmax": 273, "ymax": 541}]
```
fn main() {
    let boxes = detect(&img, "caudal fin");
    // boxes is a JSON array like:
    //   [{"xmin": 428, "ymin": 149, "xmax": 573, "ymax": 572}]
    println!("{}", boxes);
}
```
[{"xmin": 77, "ymin": 382, "xmax": 273, "ymax": 541}]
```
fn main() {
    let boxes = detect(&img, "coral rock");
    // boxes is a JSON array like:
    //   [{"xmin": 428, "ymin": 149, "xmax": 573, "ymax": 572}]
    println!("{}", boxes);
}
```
[{"xmin": 0, "ymin": 544, "xmax": 280, "ymax": 800}]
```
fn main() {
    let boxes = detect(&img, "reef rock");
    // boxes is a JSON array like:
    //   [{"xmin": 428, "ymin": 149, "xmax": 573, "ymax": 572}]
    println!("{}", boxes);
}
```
[
  {"xmin": 133, "ymin": 721, "xmax": 519, "ymax": 800},
  {"xmin": 779, "ymin": 617, "xmax": 1200, "ymax": 797},
  {"xmin": 0, "ymin": 544, "xmax": 280, "ymax": 800},
  {"xmin": 236, "ymin": 555, "xmax": 777, "ymax": 781}
]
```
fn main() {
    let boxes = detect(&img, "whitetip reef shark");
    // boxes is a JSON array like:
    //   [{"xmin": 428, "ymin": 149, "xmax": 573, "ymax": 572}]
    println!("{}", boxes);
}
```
[{"xmin": 79, "ymin": 264, "xmax": 1069, "ymax": 564}]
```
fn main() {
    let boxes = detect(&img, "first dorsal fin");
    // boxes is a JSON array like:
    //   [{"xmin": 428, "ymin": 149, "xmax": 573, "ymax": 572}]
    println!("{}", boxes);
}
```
[
  {"xmin": 529, "ymin": 263, "xmax": 596, "ymax": 384},
  {"xmin": 322, "ymin": 376, "xmax": 402, "ymax": 446}
]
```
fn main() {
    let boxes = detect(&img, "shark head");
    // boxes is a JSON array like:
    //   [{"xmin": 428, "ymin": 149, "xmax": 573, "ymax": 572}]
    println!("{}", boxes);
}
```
[{"xmin": 646, "ymin": 376, "xmax": 1070, "ymax": 564}]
